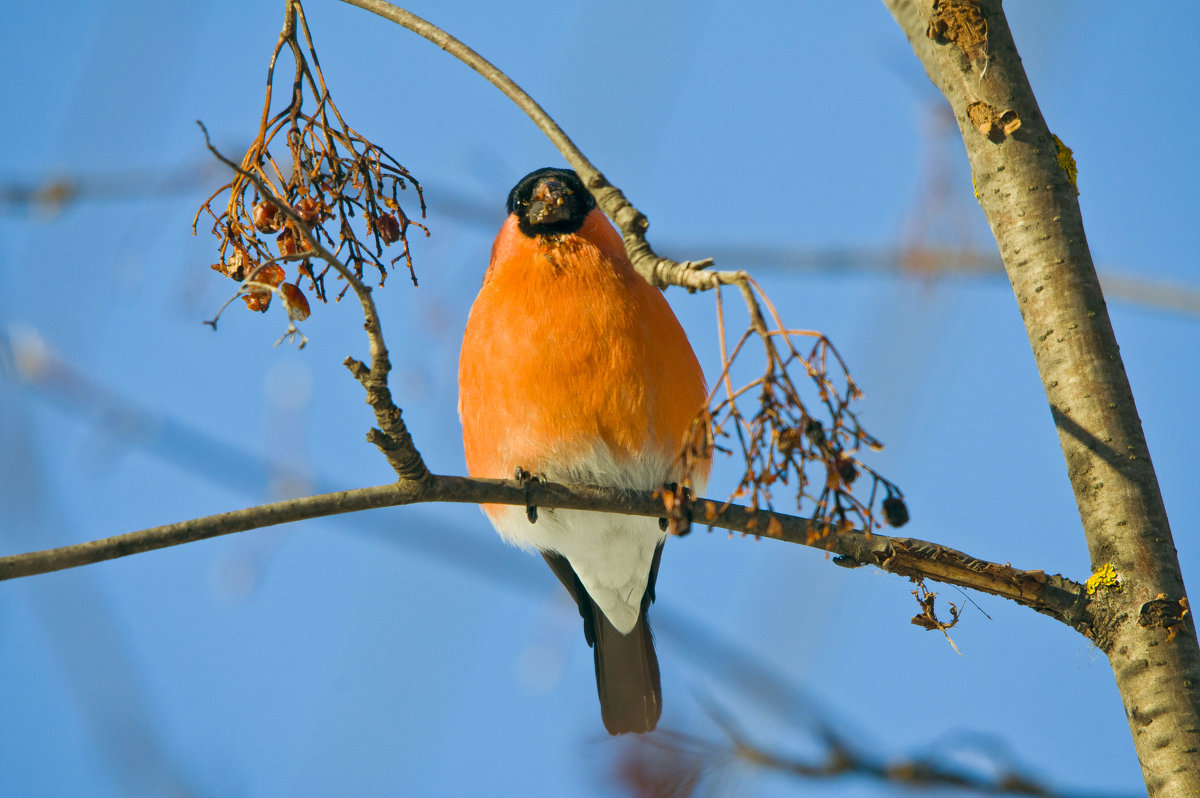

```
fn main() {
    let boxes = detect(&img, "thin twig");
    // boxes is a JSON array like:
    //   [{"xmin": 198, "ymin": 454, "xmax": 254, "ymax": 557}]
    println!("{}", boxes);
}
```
[{"xmin": 334, "ymin": 0, "xmax": 736, "ymax": 291}]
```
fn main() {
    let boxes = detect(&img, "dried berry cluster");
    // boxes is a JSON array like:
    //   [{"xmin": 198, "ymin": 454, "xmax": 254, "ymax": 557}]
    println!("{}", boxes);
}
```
[
  {"xmin": 194, "ymin": 0, "xmax": 426, "ymax": 334},
  {"xmin": 678, "ymin": 280, "xmax": 907, "ymax": 537}
]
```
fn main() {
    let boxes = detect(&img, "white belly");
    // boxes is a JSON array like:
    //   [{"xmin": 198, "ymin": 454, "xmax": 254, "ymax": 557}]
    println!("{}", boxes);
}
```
[{"xmin": 486, "ymin": 443, "xmax": 703, "ymax": 634}]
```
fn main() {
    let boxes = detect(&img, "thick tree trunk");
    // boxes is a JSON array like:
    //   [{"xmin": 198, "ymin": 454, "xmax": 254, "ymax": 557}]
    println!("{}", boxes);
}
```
[{"xmin": 882, "ymin": 1, "xmax": 1200, "ymax": 794}]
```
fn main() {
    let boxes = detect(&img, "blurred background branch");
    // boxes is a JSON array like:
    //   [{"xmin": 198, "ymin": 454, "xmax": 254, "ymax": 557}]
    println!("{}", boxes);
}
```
[
  {"xmin": 2, "ymin": 325, "xmax": 1121, "ymax": 798},
  {"xmin": 6, "ymin": 166, "xmax": 1198, "ymax": 316}
]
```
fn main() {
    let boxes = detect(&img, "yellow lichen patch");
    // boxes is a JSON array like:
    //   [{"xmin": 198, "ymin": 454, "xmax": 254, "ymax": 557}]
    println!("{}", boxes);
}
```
[
  {"xmin": 1086, "ymin": 563, "xmax": 1120, "ymax": 595},
  {"xmin": 1053, "ymin": 134, "xmax": 1079, "ymax": 195}
]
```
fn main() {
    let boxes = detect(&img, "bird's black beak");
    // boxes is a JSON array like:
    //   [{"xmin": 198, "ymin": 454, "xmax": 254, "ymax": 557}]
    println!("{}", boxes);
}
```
[{"xmin": 526, "ymin": 177, "xmax": 574, "ymax": 227}]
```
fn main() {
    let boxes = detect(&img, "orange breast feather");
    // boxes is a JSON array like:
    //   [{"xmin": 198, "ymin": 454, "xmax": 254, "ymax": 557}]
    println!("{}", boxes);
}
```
[{"xmin": 459, "ymin": 210, "xmax": 708, "ymax": 503}]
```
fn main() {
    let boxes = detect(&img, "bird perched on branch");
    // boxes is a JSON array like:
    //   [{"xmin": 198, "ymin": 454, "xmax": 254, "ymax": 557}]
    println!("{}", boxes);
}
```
[{"xmin": 458, "ymin": 167, "xmax": 709, "ymax": 734}]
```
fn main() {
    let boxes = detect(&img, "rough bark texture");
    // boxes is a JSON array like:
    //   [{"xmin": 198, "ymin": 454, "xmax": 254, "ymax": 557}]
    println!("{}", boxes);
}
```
[
  {"xmin": 0, "ymin": 472, "xmax": 1091, "ymax": 638},
  {"xmin": 883, "ymin": 1, "xmax": 1200, "ymax": 794}
]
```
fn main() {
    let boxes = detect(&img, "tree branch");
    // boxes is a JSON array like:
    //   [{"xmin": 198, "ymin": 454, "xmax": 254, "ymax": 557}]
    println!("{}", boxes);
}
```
[
  {"xmin": 0, "ymin": 473, "xmax": 1090, "ymax": 636},
  {"xmin": 883, "ymin": 0, "xmax": 1199, "ymax": 793},
  {"xmin": 334, "ymin": 0, "xmax": 736, "ymax": 292}
]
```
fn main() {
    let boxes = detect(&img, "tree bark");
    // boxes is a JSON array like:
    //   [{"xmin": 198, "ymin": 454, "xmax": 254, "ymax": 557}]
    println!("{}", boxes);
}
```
[{"xmin": 882, "ymin": 1, "xmax": 1200, "ymax": 793}]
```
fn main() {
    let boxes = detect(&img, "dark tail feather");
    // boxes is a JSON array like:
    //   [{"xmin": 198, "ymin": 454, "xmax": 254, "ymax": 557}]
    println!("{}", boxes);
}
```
[
  {"xmin": 541, "ymin": 547, "xmax": 665, "ymax": 735},
  {"xmin": 592, "ymin": 603, "xmax": 661, "ymax": 735}
]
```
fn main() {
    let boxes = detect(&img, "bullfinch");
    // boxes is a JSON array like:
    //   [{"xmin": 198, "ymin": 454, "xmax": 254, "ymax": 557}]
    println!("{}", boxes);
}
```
[{"xmin": 458, "ymin": 167, "xmax": 709, "ymax": 734}]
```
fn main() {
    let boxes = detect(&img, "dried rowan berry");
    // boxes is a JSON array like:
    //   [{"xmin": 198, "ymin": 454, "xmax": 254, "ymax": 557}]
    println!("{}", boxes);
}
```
[
  {"xmin": 225, "ymin": 246, "xmax": 250, "ymax": 281},
  {"xmin": 882, "ymin": 496, "xmax": 909, "ymax": 527},
  {"xmin": 296, "ymin": 196, "xmax": 321, "ymax": 223},
  {"xmin": 242, "ymin": 289, "xmax": 271, "ymax": 312},
  {"xmin": 776, "ymin": 426, "xmax": 803, "ymax": 455},
  {"xmin": 252, "ymin": 263, "xmax": 286, "ymax": 287},
  {"xmin": 280, "ymin": 282, "xmax": 311, "ymax": 321},
  {"xmin": 252, "ymin": 200, "xmax": 281, "ymax": 233},
  {"xmin": 836, "ymin": 456, "xmax": 859, "ymax": 485},
  {"xmin": 375, "ymin": 212, "xmax": 401, "ymax": 244},
  {"xmin": 277, "ymin": 227, "xmax": 299, "ymax": 257},
  {"xmin": 805, "ymin": 418, "xmax": 827, "ymax": 446}
]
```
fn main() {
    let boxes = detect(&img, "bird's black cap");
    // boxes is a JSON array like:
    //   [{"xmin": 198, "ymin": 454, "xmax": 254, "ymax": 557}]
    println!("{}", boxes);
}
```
[{"xmin": 506, "ymin": 167, "xmax": 596, "ymax": 237}]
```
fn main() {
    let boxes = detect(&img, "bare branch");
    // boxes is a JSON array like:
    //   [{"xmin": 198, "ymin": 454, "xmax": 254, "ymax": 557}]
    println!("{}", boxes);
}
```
[
  {"xmin": 333, "ymin": 0, "xmax": 732, "ymax": 292},
  {"xmin": 0, "ymin": 471, "xmax": 1090, "ymax": 639}
]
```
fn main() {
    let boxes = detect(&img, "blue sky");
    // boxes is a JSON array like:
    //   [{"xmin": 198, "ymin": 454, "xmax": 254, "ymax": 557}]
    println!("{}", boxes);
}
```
[{"xmin": 2, "ymin": 2, "xmax": 1197, "ymax": 796}]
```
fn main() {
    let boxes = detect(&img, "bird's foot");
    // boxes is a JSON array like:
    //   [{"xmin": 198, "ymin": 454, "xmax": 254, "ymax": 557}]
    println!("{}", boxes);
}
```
[
  {"xmin": 514, "ymin": 467, "xmax": 546, "ymax": 524},
  {"xmin": 655, "ymin": 481, "xmax": 696, "ymax": 536}
]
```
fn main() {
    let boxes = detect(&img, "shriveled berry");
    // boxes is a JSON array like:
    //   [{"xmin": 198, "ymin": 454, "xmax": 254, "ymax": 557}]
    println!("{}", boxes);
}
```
[
  {"xmin": 280, "ymin": 282, "xmax": 311, "ymax": 321},
  {"xmin": 375, "ymin": 212, "xmax": 401, "ymax": 244},
  {"xmin": 225, "ymin": 246, "xmax": 250, "ymax": 281},
  {"xmin": 242, "ymin": 289, "xmax": 271, "ymax": 312},
  {"xmin": 252, "ymin": 201, "xmax": 281, "ymax": 233},
  {"xmin": 252, "ymin": 263, "xmax": 286, "ymax": 287},
  {"xmin": 296, "ymin": 196, "xmax": 321, "ymax": 223},
  {"xmin": 882, "ymin": 496, "xmax": 909, "ymax": 527},
  {"xmin": 776, "ymin": 426, "xmax": 803, "ymax": 455},
  {"xmin": 277, "ymin": 227, "xmax": 299, "ymax": 257}
]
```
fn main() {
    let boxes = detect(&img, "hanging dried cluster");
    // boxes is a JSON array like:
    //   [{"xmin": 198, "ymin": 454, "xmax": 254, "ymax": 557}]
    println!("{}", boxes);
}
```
[
  {"xmin": 672, "ymin": 278, "xmax": 907, "ymax": 539},
  {"xmin": 194, "ymin": 0, "xmax": 426, "ymax": 336}
]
